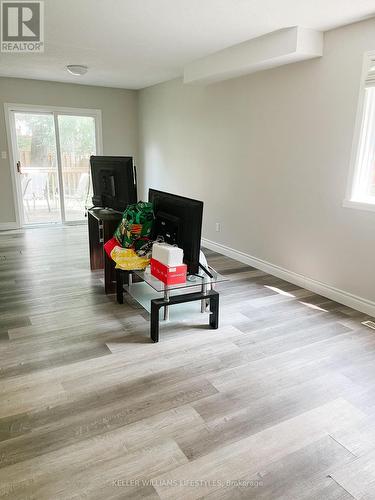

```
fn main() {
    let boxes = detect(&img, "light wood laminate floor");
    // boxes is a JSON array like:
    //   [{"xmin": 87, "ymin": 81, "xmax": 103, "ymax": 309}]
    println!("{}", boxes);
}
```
[{"xmin": 1, "ymin": 225, "xmax": 375, "ymax": 499}]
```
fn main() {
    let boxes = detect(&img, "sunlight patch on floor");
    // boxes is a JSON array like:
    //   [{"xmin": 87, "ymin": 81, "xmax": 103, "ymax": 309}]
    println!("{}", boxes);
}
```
[
  {"xmin": 265, "ymin": 285, "xmax": 295, "ymax": 297},
  {"xmin": 299, "ymin": 301, "xmax": 328, "ymax": 312}
]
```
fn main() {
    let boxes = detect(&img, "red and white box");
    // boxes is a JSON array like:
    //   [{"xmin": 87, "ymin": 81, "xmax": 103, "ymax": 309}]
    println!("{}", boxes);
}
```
[
  {"xmin": 150, "ymin": 258, "xmax": 187, "ymax": 285},
  {"xmin": 152, "ymin": 243, "xmax": 184, "ymax": 267}
]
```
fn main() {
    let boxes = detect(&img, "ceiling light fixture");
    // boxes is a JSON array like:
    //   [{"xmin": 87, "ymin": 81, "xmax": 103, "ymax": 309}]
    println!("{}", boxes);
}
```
[{"xmin": 66, "ymin": 65, "xmax": 88, "ymax": 76}]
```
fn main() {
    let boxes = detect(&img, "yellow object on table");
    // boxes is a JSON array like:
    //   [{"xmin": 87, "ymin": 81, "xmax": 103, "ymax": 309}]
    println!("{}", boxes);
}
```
[{"xmin": 111, "ymin": 246, "xmax": 150, "ymax": 271}]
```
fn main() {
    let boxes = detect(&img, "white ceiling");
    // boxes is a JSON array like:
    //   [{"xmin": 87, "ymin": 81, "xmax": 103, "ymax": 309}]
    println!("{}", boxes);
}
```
[{"xmin": 1, "ymin": 0, "xmax": 375, "ymax": 90}]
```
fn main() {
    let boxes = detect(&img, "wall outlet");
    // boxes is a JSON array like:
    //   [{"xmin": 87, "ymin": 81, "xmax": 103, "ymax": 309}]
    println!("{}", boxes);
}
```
[
  {"xmin": 215, "ymin": 222, "xmax": 221, "ymax": 232},
  {"xmin": 1, "ymin": 151, "xmax": 7, "ymax": 159}
]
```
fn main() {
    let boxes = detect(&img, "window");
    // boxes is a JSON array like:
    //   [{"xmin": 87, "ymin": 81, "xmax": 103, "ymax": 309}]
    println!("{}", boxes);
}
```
[{"xmin": 345, "ymin": 52, "xmax": 375, "ymax": 211}]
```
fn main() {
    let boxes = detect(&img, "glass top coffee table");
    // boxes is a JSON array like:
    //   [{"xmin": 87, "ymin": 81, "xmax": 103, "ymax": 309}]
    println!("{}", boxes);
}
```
[{"xmin": 116, "ymin": 267, "xmax": 228, "ymax": 342}]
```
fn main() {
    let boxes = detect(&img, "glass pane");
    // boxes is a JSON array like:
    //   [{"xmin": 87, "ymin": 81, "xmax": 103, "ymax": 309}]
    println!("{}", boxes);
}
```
[
  {"xmin": 363, "ymin": 89, "xmax": 375, "ymax": 200},
  {"xmin": 352, "ymin": 87, "xmax": 375, "ymax": 203},
  {"xmin": 135, "ymin": 267, "xmax": 229, "ymax": 292},
  {"xmin": 14, "ymin": 112, "xmax": 60, "ymax": 224},
  {"xmin": 58, "ymin": 115, "xmax": 96, "ymax": 221}
]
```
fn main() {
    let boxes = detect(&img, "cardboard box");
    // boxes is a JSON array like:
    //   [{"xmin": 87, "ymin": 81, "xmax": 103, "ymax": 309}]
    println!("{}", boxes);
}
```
[
  {"xmin": 150, "ymin": 258, "xmax": 187, "ymax": 285},
  {"xmin": 151, "ymin": 243, "xmax": 184, "ymax": 267}
]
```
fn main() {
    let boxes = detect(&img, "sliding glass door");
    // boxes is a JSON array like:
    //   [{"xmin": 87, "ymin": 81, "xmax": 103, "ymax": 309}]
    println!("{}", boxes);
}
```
[
  {"xmin": 58, "ymin": 115, "xmax": 96, "ymax": 222},
  {"xmin": 13, "ymin": 112, "xmax": 61, "ymax": 224},
  {"xmin": 9, "ymin": 106, "xmax": 101, "ymax": 226}
]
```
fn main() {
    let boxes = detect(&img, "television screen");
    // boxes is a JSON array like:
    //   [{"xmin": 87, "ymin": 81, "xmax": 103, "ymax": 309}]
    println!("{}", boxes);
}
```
[
  {"xmin": 90, "ymin": 156, "xmax": 137, "ymax": 212},
  {"xmin": 149, "ymin": 189, "xmax": 203, "ymax": 274}
]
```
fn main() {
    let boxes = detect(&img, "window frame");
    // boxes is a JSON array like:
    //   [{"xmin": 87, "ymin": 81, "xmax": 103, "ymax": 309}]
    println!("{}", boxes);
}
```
[
  {"xmin": 344, "ymin": 50, "xmax": 375, "ymax": 213},
  {"xmin": 4, "ymin": 103, "xmax": 103, "ymax": 227}
]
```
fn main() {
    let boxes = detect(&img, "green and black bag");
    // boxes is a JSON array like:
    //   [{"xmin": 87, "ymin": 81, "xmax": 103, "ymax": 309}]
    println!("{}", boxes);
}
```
[{"xmin": 114, "ymin": 202, "xmax": 154, "ymax": 252}]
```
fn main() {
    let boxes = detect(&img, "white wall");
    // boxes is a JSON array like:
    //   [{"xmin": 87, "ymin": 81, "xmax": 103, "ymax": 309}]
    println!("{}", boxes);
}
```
[
  {"xmin": 0, "ymin": 77, "xmax": 138, "ymax": 225},
  {"xmin": 138, "ymin": 17, "xmax": 375, "ymax": 305}
]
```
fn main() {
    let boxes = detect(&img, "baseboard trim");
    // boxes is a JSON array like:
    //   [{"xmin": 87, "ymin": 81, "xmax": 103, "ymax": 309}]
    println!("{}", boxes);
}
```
[
  {"xmin": 0, "ymin": 222, "xmax": 18, "ymax": 231},
  {"xmin": 202, "ymin": 237, "xmax": 375, "ymax": 317}
]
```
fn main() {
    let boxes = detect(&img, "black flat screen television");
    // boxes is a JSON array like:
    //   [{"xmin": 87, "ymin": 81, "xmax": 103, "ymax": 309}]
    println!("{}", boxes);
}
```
[
  {"xmin": 90, "ymin": 156, "xmax": 137, "ymax": 212},
  {"xmin": 148, "ymin": 189, "xmax": 203, "ymax": 275}
]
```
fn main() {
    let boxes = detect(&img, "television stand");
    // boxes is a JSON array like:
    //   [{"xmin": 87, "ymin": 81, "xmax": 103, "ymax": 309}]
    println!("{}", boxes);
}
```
[
  {"xmin": 116, "ymin": 267, "xmax": 228, "ymax": 342},
  {"xmin": 89, "ymin": 206, "xmax": 122, "ymax": 215},
  {"xmin": 87, "ymin": 208, "xmax": 122, "ymax": 293}
]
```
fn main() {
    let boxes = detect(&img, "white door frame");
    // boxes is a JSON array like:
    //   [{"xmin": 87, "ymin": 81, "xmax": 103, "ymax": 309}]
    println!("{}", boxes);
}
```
[{"xmin": 4, "ymin": 103, "xmax": 103, "ymax": 228}]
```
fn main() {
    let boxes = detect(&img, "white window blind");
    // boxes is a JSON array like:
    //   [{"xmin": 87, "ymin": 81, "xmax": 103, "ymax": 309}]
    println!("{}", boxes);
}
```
[
  {"xmin": 365, "ymin": 59, "xmax": 375, "ymax": 88},
  {"xmin": 347, "ymin": 54, "xmax": 375, "ymax": 207}
]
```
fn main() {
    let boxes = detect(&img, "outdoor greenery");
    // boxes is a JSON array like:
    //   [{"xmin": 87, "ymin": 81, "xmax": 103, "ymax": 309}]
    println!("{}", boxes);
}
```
[
  {"xmin": 58, "ymin": 115, "xmax": 96, "ymax": 156},
  {"xmin": 15, "ymin": 113, "xmax": 96, "ymax": 165}
]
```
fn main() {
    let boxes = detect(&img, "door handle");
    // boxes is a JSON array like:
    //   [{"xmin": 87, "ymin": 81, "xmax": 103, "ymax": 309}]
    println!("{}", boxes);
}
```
[
  {"xmin": 99, "ymin": 223, "xmax": 104, "ymax": 243},
  {"xmin": 16, "ymin": 161, "xmax": 22, "ymax": 174}
]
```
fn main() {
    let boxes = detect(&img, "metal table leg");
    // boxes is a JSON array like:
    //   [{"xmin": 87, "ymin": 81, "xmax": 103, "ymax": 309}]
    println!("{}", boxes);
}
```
[
  {"xmin": 209, "ymin": 291, "xmax": 219, "ymax": 329},
  {"xmin": 151, "ymin": 301, "xmax": 160, "ymax": 343},
  {"xmin": 201, "ymin": 282, "xmax": 207, "ymax": 312},
  {"xmin": 116, "ymin": 269, "xmax": 124, "ymax": 304},
  {"xmin": 150, "ymin": 289, "xmax": 219, "ymax": 342},
  {"xmin": 164, "ymin": 289, "xmax": 170, "ymax": 320}
]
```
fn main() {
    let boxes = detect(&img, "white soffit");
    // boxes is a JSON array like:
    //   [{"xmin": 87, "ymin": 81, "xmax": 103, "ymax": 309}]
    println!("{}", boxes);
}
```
[{"xmin": 183, "ymin": 26, "xmax": 323, "ymax": 85}]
